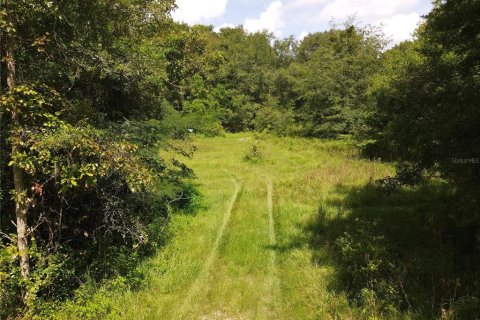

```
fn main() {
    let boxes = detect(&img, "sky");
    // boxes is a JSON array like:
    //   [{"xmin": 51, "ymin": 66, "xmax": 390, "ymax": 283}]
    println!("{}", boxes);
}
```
[{"xmin": 171, "ymin": 0, "xmax": 434, "ymax": 45}]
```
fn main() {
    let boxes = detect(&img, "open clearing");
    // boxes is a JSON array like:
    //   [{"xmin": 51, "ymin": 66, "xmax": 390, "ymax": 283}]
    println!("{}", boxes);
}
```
[{"xmin": 100, "ymin": 133, "xmax": 394, "ymax": 319}]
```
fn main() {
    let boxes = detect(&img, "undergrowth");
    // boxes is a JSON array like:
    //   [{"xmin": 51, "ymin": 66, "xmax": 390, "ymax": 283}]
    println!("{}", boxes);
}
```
[
  {"xmin": 311, "ymin": 181, "xmax": 480, "ymax": 319},
  {"xmin": 0, "ymin": 182, "xmax": 203, "ymax": 320}
]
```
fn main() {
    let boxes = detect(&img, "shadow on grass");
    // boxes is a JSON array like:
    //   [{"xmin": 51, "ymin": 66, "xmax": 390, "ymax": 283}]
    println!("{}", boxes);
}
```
[{"xmin": 302, "ymin": 181, "xmax": 480, "ymax": 319}]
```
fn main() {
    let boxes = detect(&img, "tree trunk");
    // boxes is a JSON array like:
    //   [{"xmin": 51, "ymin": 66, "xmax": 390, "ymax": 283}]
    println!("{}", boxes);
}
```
[
  {"xmin": 6, "ymin": 16, "xmax": 30, "ymax": 280},
  {"xmin": 13, "ymin": 163, "xmax": 30, "ymax": 279}
]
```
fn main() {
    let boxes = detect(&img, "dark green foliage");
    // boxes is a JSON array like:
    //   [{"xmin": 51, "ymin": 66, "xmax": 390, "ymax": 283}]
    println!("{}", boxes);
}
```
[
  {"xmin": 312, "ymin": 182, "xmax": 480, "ymax": 318},
  {"xmin": 335, "ymin": 218, "xmax": 402, "ymax": 313},
  {"xmin": 289, "ymin": 24, "xmax": 385, "ymax": 138},
  {"xmin": 359, "ymin": 11, "xmax": 480, "ymax": 317},
  {"xmin": 0, "ymin": 0, "xmax": 201, "ymax": 317},
  {"xmin": 119, "ymin": 21, "xmax": 386, "ymax": 138},
  {"xmin": 375, "ymin": 162, "xmax": 426, "ymax": 194},
  {"xmin": 363, "ymin": 0, "xmax": 480, "ymax": 198},
  {"xmin": 0, "ymin": 242, "xmax": 22, "ymax": 318},
  {"xmin": 253, "ymin": 95, "xmax": 296, "ymax": 135}
]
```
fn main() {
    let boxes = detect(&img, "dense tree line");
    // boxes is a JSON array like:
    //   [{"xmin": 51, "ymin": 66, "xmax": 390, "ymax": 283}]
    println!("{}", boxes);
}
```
[
  {"xmin": 1, "ymin": 0, "xmax": 479, "ymax": 317},
  {"xmin": 154, "ymin": 20, "xmax": 386, "ymax": 138},
  {"xmin": 0, "ymin": 0, "xmax": 196, "ymax": 316},
  {"xmin": 363, "ymin": 0, "xmax": 480, "ymax": 201}
]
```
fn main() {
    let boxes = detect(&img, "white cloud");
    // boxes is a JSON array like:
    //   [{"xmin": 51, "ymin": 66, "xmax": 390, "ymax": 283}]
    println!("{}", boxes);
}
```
[
  {"xmin": 316, "ymin": 0, "xmax": 423, "ymax": 45},
  {"xmin": 214, "ymin": 23, "xmax": 236, "ymax": 32},
  {"xmin": 298, "ymin": 30, "xmax": 309, "ymax": 40},
  {"xmin": 288, "ymin": 0, "xmax": 328, "ymax": 8},
  {"xmin": 380, "ymin": 12, "xmax": 421, "ymax": 45},
  {"xmin": 319, "ymin": 0, "xmax": 419, "ymax": 21},
  {"xmin": 172, "ymin": 0, "xmax": 228, "ymax": 24},
  {"xmin": 244, "ymin": 1, "xmax": 285, "ymax": 36},
  {"xmin": 207, "ymin": 0, "xmax": 429, "ymax": 44},
  {"xmin": 288, "ymin": 0, "xmax": 424, "ymax": 44}
]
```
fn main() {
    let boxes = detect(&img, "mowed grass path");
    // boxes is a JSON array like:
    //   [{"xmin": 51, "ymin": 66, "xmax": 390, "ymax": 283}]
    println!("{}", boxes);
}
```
[{"xmin": 106, "ymin": 134, "xmax": 394, "ymax": 319}]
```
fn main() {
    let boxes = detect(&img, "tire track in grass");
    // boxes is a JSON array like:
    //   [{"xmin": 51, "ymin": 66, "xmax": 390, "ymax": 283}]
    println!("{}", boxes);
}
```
[
  {"xmin": 261, "ymin": 176, "xmax": 280, "ymax": 317},
  {"xmin": 178, "ymin": 175, "xmax": 242, "ymax": 319},
  {"xmin": 266, "ymin": 176, "xmax": 276, "ymax": 250}
]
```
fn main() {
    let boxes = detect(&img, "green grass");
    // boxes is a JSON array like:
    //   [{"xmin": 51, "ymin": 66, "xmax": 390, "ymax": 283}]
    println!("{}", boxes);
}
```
[
  {"xmin": 51, "ymin": 133, "xmax": 394, "ymax": 319},
  {"xmin": 51, "ymin": 133, "xmax": 479, "ymax": 319}
]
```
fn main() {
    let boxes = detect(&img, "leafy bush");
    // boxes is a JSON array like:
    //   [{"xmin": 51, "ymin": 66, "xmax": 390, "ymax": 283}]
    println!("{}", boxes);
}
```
[
  {"xmin": 315, "ymin": 182, "xmax": 480, "ymax": 319},
  {"xmin": 0, "ymin": 242, "xmax": 22, "ymax": 318},
  {"xmin": 183, "ymin": 112, "xmax": 226, "ymax": 138},
  {"xmin": 376, "ymin": 162, "xmax": 426, "ymax": 194},
  {"xmin": 335, "ymin": 218, "xmax": 403, "ymax": 314},
  {"xmin": 1, "ymin": 239, "xmax": 81, "ymax": 318},
  {"xmin": 243, "ymin": 141, "xmax": 269, "ymax": 163},
  {"xmin": 253, "ymin": 101, "xmax": 295, "ymax": 136}
]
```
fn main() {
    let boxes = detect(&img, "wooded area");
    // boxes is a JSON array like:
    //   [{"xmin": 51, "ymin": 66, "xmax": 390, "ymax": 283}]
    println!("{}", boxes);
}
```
[{"xmin": 0, "ymin": 0, "xmax": 479, "ymax": 319}]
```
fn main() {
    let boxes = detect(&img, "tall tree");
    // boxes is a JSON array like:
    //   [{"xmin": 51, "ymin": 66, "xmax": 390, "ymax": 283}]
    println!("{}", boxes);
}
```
[
  {"xmin": 0, "ymin": 0, "xmax": 177, "ymax": 308},
  {"xmin": 2, "ymin": 0, "xmax": 31, "ymax": 282},
  {"xmin": 364, "ymin": 0, "xmax": 480, "ymax": 196},
  {"xmin": 290, "ymin": 25, "xmax": 385, "ymax": 137}
]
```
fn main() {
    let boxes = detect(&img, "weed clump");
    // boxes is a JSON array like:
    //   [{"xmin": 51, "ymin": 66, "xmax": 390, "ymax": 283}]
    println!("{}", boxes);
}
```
[
  {"xmin": 335, "ymin": 218, "xmax": 403, "ymax": 315},
  {"xmin": 243, "ymin": 141, "xmax": 269, "ymax": 163}
]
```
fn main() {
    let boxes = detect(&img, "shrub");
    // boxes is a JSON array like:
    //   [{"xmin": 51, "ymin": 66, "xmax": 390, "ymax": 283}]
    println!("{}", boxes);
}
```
[
  {"xmin": 243, "ymin": 141, "xmax": 269, "ymax": 163},
  {"xmin": 335, "ymin": 218, "xmax": 403, "ymax": 314},
  {"xmin": 375, "ymin": 162, "xmax": 426, "ymax": 194},
  {"xmin": 0, "ymin": 242, "xmax": 22, "ymax": 319},
  {"xmin": 253, "ymin": 105, "xmax": 295, "ymax": 136}
]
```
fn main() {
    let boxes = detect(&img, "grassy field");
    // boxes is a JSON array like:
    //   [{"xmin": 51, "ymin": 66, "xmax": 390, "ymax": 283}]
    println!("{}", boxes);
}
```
[
  {"xmin": 69, "ymin": 133, "xmax": 392, "ymax": 320},
  {"xmin": 54, "ymin": 133, "xmax": 478, "ymax": 319}
]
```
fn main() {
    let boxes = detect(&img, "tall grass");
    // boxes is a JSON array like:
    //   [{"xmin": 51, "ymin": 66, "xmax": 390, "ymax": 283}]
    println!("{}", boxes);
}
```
[{"xmin": 49, "ymin": 133, "xmax": 479, "ymax": 319}]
